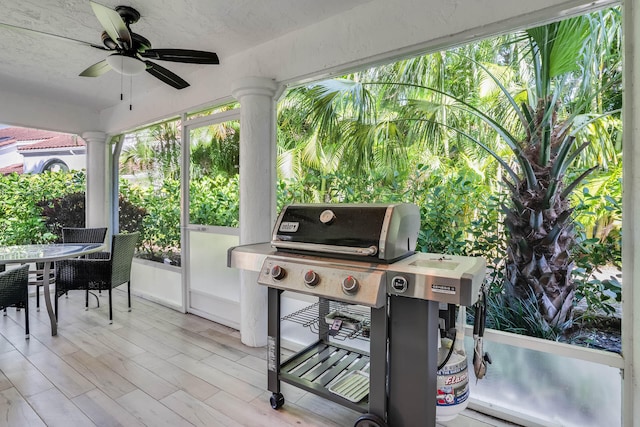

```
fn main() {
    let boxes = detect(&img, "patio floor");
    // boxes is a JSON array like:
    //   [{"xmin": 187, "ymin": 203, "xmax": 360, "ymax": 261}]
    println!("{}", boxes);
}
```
[{"xmin": 0, "ymin": 288, "xmax": 515, "ymax": 426}]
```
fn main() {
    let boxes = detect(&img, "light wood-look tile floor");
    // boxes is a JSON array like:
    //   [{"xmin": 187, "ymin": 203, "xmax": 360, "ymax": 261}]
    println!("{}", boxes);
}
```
[{"xmin": 0, "ymin": 288, "xmax": 515, "ymax": 427}]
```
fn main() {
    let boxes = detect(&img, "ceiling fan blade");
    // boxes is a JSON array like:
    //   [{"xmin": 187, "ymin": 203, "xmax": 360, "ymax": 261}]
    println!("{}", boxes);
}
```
[
  {"xmin": 90, "ymin": 1, "xmax": 132, "ymax": 48},
  {"xmin": 79, "ymin": 60, "xmax": 112, "ymax": 77},
  {"xmin": 0, "ymin": 21, "xmax": 108, "ymax": 50},
  {"xmin": 144, "ymin": 61, "xmax": 189, "ymax": 89},
  {"xmin": 141, "ymin": 49, "xmax": 219, "ymax": 64}
]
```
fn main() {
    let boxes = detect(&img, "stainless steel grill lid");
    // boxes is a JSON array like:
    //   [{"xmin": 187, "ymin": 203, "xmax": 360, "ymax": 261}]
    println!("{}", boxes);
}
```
[{"xmin": 271, "ymin": 203, "xmax": 420, "ymax": 262}]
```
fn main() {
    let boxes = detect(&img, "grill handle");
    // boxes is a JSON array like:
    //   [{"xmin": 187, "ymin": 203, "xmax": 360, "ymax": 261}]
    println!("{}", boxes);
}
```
[{"xmin": 272, "ymin": 241, "xmax": 378, "ymax": 257}]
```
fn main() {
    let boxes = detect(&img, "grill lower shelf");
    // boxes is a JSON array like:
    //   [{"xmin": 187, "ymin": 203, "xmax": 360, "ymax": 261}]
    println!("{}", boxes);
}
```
[{"xmin": 279, "ymin": 341, "xmax": 370, "ymax": 412}]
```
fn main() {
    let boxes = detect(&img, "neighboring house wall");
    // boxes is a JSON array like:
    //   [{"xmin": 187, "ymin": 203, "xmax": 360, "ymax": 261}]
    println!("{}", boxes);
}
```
[
  {"xmin": 21, "ymin": 148, "xmax": 86, "ymax": 173},
  {"xmin": 0, "ymin": 142, "xmax": 21, "ymax": 168},
  {"xmin": 0, "ymin": 127, "xmax": 86, "ymax": 174}
]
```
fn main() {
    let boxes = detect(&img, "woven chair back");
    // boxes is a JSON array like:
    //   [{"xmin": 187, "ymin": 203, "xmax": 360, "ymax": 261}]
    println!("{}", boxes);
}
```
[
  {"xmin": 110, "ymin": 232, "xmax": 139, "ymax": 287},
  {"xmin": 0, "ymin": 264, "xmax": 29, "ymax": 309},
  {"xmin": 62, "ymin": 227, "xmax": 108, "ymax": 244}
]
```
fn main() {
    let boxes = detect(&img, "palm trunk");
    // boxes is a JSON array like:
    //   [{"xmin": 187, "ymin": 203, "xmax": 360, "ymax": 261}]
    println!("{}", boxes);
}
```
[{"xmin": 503, "ymin": 102, "xmax": 579, "ymax": 329}]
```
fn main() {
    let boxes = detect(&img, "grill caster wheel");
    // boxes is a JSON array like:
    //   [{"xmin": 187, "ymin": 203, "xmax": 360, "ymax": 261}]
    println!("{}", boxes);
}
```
[
  {"xmin": 354, "ymin": 413, "xmax": 387, "ymax": 427},
  {"xmin": 270, "ymin": 392, "xmax": 285, "ymax": 409}
]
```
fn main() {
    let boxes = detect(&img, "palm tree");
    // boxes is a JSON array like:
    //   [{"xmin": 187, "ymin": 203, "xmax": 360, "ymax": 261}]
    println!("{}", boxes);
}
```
[
  {"xmin": 484, "ymin": 14, "xmax": 620, "ymax": 328},
  {"xmin": 384, "ymin": 14, "xmax": 620, "ymax": 328},
  {"xmin": 120, "ymin": 120, "xmax": 182, "ymax": 183},
  {"xmin": 189, "ymin": 120, "xmax": 240, "ymax": 178},
  {"xmin": 149, "ymin": 121, "xmax": 181, "ymax": 181},
  {"xmin": 279, "ymin": 9, "xmax": 621, "ymax": 330}
]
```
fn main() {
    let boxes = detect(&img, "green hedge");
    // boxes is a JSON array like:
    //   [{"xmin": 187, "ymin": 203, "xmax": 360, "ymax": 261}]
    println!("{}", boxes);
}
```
[
  {"xmin": 0, "ymin": 168, "xmax": 621, "ymax": 320},
  {"xmin": 0, "ymin": 171, "xmax": 85, "ymax": 245}
]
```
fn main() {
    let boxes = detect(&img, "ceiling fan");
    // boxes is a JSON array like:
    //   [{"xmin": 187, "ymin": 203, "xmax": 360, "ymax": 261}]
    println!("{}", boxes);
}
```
[{"xmin": 0, "ymin": 1, "xmax": 219, "ymax": 90}]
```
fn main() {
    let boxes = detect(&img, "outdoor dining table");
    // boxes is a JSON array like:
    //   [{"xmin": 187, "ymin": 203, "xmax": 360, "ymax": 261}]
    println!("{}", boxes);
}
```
[{"xmin": 0, "ymin": 243, "xmax": 103, "ymax": 336}]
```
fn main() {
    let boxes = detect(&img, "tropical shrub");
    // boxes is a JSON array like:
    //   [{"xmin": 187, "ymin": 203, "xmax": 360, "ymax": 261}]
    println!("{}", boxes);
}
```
[
  {"xmin": 122, "ymin": 175, "xmax": 241, "ymax": 265},
  {"xmin": 189, "ymin": 175, "xmax": 239, "ymax": 226},
  {"xmin": 38, "ymin": 191, "xmax": 147, "ymax": 241},
  {"xmin": 38, "ymin": 192, "xmax": 87, "ymax": 238},
  {"xmin": 121, "ymin": 178, "xmax": 181, "ymax": 265},
  {"xmin": 0, "ymin": 171, "xmax": 85, "ymax": 245}
]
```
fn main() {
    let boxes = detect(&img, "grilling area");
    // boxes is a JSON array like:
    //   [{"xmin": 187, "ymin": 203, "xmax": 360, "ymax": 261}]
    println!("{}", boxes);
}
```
[
  {"xmin": 0, "ymin": 0, "xmax": 638, "ymax": 426},
  {"xmin": 229, "ymin": 203, "xmax": 486, "ymax": 425}
]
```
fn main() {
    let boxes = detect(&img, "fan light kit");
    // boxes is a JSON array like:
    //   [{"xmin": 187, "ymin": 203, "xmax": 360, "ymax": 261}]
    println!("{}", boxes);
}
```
[
  {"xmin": 0, "ymin": 1, "xmax": 220, "ymax": 90},
  {"xmin": 106, "ymin": 54, "xmax": 146, "ymax": 76}
]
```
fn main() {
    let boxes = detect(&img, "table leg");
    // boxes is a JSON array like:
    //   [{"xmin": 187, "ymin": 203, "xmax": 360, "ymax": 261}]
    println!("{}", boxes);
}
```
[{"xmin": 42, "ymin": 262, "xmax": 57, "ymax": 336}]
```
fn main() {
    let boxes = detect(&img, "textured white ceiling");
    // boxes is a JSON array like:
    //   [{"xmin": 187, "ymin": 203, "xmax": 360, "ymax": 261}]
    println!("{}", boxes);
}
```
[{"xmin": 0, "ymin": 0, "xmax": 368, "ymax": 111}]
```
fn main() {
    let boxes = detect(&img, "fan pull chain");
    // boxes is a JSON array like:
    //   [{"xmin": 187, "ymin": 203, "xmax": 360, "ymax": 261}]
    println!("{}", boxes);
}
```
[
  {"xmin": 130, "ymin": 74, "xmax": 133, "ymax": 110},
  {"xmin": 120, "ymin": 56, "xmax": 124, "ymax": 101}
]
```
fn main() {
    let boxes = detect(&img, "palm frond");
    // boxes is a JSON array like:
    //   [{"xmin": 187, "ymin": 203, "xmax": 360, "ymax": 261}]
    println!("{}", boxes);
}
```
[{"xmin": 560, "ymin": 166, "xmax": 599, "ymax": 200}]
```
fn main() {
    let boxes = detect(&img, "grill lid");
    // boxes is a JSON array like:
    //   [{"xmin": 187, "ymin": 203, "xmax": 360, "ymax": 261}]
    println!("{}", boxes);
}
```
[{"xmin": 271, "ymin": 203, "xmax": 420, "ymax": 262}]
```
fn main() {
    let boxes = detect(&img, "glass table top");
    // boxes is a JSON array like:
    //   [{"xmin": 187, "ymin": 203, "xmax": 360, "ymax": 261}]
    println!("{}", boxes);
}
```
[{"xmin": 0, "ymin": 243, "xmax": 103, "ymax": 263}]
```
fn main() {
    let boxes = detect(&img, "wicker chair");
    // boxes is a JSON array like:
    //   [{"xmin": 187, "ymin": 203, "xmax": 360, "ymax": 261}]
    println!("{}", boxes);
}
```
[
  {"xmin": 54, "ymin": 232, "xmax": 139, "ymax": 324},
  {"xmin": 34, "ymin": 227, "xmax": 108, "ymax": 310},
  {"xmin": 0, "ymin": 264, "xmax": 30, "ymax": 339}
]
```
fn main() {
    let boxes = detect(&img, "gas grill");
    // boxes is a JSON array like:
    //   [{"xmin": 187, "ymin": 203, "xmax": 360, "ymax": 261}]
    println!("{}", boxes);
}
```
[{"xmin": 228, "ymin": 203, "xmax": 485, "ymax": 427}]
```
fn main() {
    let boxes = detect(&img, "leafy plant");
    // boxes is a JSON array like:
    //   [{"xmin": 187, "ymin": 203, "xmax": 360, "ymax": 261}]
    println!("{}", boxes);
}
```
[
  {"xmin": 483, "ymin": 289, "xmax": 567, "ymax": 340},
  {"xmin": 189, "ymin": 175, "xmax": 239, "ymax": 226},
  {"xmin": 0, "ymin": 171, "xmax": 85, "ymax": 245},
  {"xmin": 38, "ymin": 192, "xmax": 86, "ymax": 239},
  {"xmin": 38, "ymin": 191, "xmax": 147, "ymax": 242},
  {"xmin": 121, "ymin": 178, "xmax": 181, "ymax": 265}
]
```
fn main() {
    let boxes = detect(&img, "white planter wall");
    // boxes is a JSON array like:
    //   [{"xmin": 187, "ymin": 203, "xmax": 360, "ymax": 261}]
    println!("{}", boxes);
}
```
[
  {"xmin": 187, "ymin": 230, "xmax": 241, "ymax": 329},
  {"xmin": 130, "ymin": 258, "xmax": 182, "ymax": 310}
]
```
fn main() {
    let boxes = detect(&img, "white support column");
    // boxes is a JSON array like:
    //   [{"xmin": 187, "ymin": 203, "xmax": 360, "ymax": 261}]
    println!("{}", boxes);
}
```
[
  {"xmin": 622, "ymin": 0, "xmax": 639, "ymax": 425},
  {"xmin": 82, "ymin": 131, "xmax": 111, "ymax": 230},
  {"xmin": 232, "ymin": 77, "xmax": 280, "ymax": 347}
]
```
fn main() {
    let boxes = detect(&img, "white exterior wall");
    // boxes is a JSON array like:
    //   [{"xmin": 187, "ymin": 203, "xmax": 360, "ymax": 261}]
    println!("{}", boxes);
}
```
[
  {"xmin": 21, "ymin": 149, "xmax": 86, "ymax": 173},
  {"xmin": 0, "ymin": 144, "xmax": 21, "ymax": 168}
]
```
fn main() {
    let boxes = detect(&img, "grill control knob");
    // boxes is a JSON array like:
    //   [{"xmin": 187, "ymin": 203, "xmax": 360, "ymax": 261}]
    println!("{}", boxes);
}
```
[
  {"xmin": 342, "ymin": 276, "xmax": 359, "ymax": 295},
  {"xmin": 270, "ymin": 265, "xmax": 286, "ymax": 281},
  {"xmin": 391, "ymin": 276, "xmax": 409, "ymax": 293},
  {"xmin": 304, "ymin": 270, "xmax": 320, "ymax": 287}
]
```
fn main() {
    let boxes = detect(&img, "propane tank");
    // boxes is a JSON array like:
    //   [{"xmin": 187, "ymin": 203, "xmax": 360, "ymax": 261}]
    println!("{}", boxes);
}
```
[{"xmin": 436, "ymin": 306, "xmax": 470, "ymax": 421}]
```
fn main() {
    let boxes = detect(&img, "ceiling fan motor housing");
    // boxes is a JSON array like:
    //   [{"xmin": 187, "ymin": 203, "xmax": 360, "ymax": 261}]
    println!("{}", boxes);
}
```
[{"xmin": 115, "ymin": 6, "xmax": 141, "ymax": 25}]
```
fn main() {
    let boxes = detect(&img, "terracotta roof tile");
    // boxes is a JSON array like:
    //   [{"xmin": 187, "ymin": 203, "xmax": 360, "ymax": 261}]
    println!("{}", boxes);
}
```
[
  {"xmin": 18, "ymin": 134, "xmax": 85, "ymax": 151},
  {"xmin": 0, "ymin": 126, "xmax": 85, "ymax": 151},
  {"xmin": 0, "ymin": 163, "xmax": 23, "ymax": 175},
  {"xmin": 0, "ymin": 137, "xmax": 16, "ymax": 148},
  {"xmin": 0, "ymin": 126, "xmax": 64, "ymax": 141}
]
